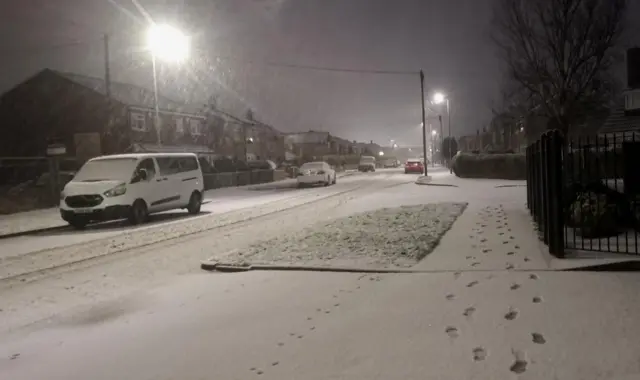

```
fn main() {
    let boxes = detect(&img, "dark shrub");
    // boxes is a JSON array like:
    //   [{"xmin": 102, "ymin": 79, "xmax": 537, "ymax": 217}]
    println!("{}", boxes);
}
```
[{"xmin": 451, "ymin": 153, "xmax": 526, "ymax": 180}]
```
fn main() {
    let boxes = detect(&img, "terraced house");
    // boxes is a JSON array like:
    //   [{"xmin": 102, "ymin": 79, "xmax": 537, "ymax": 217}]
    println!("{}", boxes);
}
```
[{"xmin": 0, "ymin": 69, "xmax": 213, "ymax": 163}]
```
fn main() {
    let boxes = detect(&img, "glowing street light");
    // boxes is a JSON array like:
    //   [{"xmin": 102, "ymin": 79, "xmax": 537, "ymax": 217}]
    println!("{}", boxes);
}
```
[
  {"xmin": 378, "ymin": 151, "xmax": 385, "ymax": 156},
  {"xmin": 432, "ymin": 130, "xmax": 437, "ymax": 136},
  {"xmin": 146, "ymin": 24, "xmax": 190, "ymax": 62},
  {"xmin": 146, "ymin": 24, "xmax": 190, "ymax": 146},
  {"xmin": 432, "ymin": 92, "xmax": 453, "ymax": 173},
  {"xmin": 433, "ymin": 92, "xmax": 446, "ymax": 105}
]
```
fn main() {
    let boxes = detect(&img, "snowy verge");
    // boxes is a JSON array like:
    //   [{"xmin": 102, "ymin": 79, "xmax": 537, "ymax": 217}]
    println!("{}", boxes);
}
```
[{"xmin": 225, "ymin": 202, "xmax": 468, "ymax": 269}]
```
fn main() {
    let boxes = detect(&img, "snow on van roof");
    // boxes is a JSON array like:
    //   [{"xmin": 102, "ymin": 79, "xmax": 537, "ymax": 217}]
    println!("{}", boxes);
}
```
[{"xmin": 90, "ymin": 153, "xmax": 197, "ymax": 161}]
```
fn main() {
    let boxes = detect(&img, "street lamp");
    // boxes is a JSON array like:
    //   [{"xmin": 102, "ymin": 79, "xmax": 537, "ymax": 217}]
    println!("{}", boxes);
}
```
[
  {"xmin": 378, "ymin": 151, "xmax": 385, "ymax": 156},
  {"xmin": 146, "ymin": 24, "xmax": 190, "ymax": 146},
  {"xmin": 433, "ymin": 92, "xmax": 452, "ymax": 173},
  {"xmin": 431, "ymin": 130, "xmax": 437, "ymax": 167}
]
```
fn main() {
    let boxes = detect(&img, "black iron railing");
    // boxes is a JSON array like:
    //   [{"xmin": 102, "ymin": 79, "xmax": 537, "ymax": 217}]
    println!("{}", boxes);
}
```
[{"xmin": 527, "ymin": 131, "xmax": 640, "ymax": 257}]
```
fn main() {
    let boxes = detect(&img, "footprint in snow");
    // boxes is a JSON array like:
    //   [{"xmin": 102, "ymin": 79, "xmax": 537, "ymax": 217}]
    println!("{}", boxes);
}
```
[
  {"xmin": 466, "ymin": 281, "xmax": 479, "ymax": 288},
  {"xmin": 532, "ymin": 296, "xmax": 542, "ymax": 303},
  {"xmin": 446, "ymin": 294, "xmax": 455, "ymax": 300},
  {"xmin": 445, "ymin": 326, "xmax": 459, "ymax": 338},
  {"xmin": 529, "ymin": 274, "xmax": 539, "ymax": 280},
  {"xmin": 510, "ymin": 350, "xmax": 528, "ymax": 374},
  {"xmin": 504, "ymin": 308, "xmax": 519, "ymax": 320},
  {"xmin": 532, "ymin": 332, "xmax": 546, "ymax": 344},
  {"xmin": 463, "ymin": 307, "xmax": 476, "ymax": 318},
  {"xmin": 510, "ymin": 283, "xmax": 521, "ymax": 290},
  {"xmin": 472, "ymin": 347, "xmax": 487, "ymax": 361}
]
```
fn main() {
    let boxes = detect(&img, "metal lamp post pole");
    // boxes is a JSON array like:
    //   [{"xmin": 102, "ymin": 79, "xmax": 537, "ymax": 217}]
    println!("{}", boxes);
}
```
[
  {"xmin": 419, "ymin": 70, "xmax": 428, "ymax": 176},
  {"xmin": 447, "ymin": 98, "xmax": 452, "ymax": 173},
  {"xmin": 151, "ymin": 54, "xmax": 162, "ymax": 146}
]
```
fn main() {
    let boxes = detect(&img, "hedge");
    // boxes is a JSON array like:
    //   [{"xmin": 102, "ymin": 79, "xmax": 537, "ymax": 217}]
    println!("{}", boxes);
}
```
[{"xmin": 451, "ymin": 152, "xmax": 526, "ymax": 180}]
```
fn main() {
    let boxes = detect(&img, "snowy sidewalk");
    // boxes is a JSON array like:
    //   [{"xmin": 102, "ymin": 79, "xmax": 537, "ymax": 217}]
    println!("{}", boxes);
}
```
[{"xmin": 416, "ymin": 174, "xmax": 550, "ymax": 271}]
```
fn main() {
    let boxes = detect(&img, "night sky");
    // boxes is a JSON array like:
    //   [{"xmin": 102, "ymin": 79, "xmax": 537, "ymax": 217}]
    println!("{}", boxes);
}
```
[{"xmin": 1, "ymin": 0, "xmax": 638, "ymax": 146}]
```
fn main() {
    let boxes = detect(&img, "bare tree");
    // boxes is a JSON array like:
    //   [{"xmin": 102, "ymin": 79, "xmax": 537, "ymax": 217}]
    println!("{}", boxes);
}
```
[{"xmin": 492, "ymin": 0, "xmax": 627, "ymax": 135}]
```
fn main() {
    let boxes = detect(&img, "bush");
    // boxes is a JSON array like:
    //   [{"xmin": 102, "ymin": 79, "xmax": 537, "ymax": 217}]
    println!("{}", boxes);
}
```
[
  {"xmin": 568, "ymin": 191, "xmax": 619, "ymax": 238},
  {"xmin": 451, "ymin": 152, "xmax": 526, "ymax": 180}
]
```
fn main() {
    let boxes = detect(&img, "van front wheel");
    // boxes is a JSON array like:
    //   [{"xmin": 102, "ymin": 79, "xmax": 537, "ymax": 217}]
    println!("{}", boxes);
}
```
[
  {"xmin": 187, "ymin": 191, "xmax": 202, "ymax": 215},
  {"xmin": 129, "ymin": 199, "xmax": 148, "ymax": 225}
]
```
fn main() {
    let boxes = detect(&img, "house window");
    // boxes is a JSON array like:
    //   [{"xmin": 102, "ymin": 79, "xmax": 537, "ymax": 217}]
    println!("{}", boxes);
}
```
[
  {"xmin": 176, "ymin": 118, "xmax": 184, "ymax": 134},
  {"xmin": 190, "ymin": 119, "xmax": 202, "ymax": 135},
  {"xmin": 130, "ymin": 112, "xmax": 147, "ymax": 132}
]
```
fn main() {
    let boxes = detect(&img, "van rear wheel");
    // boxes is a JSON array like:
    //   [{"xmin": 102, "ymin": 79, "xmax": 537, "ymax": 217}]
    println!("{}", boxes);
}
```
[
  {"xmin": 187, "ymin": 191, "xmax": 202, "ymax": 214},
  {"xmin": 129, "ymin": 199, "xmax": 148, "ymax": 225}
]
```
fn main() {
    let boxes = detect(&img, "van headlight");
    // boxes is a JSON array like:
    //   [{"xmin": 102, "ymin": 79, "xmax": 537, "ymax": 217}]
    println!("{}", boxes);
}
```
[{"xmin": 104, "ymin": 183, "xmax": 126, "ymax": 197}]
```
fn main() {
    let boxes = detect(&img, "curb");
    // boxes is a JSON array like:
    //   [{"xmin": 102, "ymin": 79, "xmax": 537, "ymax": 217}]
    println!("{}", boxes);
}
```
[
  {"xmin": 415, "ymin": 182, "xmax": 459, "ymax": 187},
  {"xmin": 200, "ymin": 260, "xmax": 418, "ymax": 273},
  {"xmin": 0, "ymin": 224, "xmax": 69, "ymax": 240},
  {"xmin": 200, "ymin": 260, "xmax": 569, "ymax": 274}
]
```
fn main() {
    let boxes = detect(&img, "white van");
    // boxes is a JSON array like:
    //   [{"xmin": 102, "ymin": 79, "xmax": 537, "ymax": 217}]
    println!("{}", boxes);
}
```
[{"xmin": 60, "ymin": 153, "xmax": 204, "ymax": 229}]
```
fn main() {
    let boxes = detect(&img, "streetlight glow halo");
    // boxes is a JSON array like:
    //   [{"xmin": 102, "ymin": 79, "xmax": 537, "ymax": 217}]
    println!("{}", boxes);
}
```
[
  {"xmin": 147, "ymin": 23, "xmax": 190, "ymax": 62},
  {"xmin": 433, "ymin": 92, "xmax": 446, "ymax": 105}
]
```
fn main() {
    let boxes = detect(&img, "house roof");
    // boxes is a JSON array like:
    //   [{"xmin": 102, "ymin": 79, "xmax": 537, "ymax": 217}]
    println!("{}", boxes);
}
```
[
  {"xmin": 285, "ymin": 131, "xmax": 330, "ymax": 144},
  {"xmin": 53, "ymin": 70, "xmax": 202, "ymax": 115},
  {"xmin": 598, "ymin": 106, "xmax": 640, "ymax": 134}
]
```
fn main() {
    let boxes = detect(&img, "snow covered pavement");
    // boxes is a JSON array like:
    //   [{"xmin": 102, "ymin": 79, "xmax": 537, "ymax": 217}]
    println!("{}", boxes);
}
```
[
  {"xmin": 2, "ymin": 170, "xmax": 639, "ymax": 379},
  {"xmin": 3, "ymin": 269, "xmax": 640, "ymax": 380}
]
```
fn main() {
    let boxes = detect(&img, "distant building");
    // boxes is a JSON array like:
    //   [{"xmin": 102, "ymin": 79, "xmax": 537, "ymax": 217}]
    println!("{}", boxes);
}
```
[{"xmin": 284, "ymin": 131, "xmax": 358, "ymax": 159}]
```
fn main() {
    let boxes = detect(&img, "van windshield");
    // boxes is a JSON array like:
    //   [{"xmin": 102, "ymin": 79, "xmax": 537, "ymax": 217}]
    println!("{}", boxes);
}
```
[
  {"xmin": 360, "ymin": 157, "xmax": 375, "ymax": 163},
  {"xmin": 73, "ymin": 158, "xmax": 137, "ymax": 182}
]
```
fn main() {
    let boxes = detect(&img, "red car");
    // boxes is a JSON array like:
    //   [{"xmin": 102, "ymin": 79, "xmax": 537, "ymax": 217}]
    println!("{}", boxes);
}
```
[{"xmin": 404, "ymin": 159, "xmax": 424, "ymax": 174}]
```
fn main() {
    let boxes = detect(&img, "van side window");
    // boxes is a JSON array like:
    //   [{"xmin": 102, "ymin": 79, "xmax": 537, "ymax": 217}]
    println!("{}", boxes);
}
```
[
  {"xmin": 132, "ymin": 158, "xmax": 156, "ymax": 183},
  {"xmin": 157, "ymin": 157, "xmax": 181, "ymax": 175},
  {"xmin": 180, "ymin": 157, "xmax": 199, "ymax": 172}
]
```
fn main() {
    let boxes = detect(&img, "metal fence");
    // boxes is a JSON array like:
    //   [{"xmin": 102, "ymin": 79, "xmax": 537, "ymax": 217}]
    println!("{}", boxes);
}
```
[
  {"xmin": 527, "ymin": 130, "xmax": 640, "ymax": 257},
  {"xmin": 203, "ymin": 169, "xmax": 282, "ymax": 190}
]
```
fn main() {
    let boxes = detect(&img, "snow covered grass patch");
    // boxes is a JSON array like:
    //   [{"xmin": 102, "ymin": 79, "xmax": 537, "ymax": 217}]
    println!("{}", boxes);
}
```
[{"xmin": 227, "ymin": 202, "xmax": 467, "ymax": 268}]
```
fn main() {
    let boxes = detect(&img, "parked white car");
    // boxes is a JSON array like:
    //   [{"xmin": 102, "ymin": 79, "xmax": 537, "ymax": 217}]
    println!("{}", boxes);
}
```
[
  {"xmin": 297, "ymin": 161, "xmax": 336, "ymax": 188},
  {"xmin": 358, "ymin": 156, "xmax": 376, "ymax": 172},
  {"xmin": 60, "ymin": 153, "xmax": 204, "ymax": 229}
]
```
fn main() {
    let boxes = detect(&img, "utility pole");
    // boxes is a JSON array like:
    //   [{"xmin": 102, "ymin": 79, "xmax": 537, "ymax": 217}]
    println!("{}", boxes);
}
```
[
  {"xmin": 104, "ymin": 34, "xmax": 111, "ymax": 99},
  {"xmin": 438, "ymin": 115, "xmax": 444, "ymax": 165},
  {"xmin": 419, "ymin": 70, "xmax": 428, "ymax": 176},
  {"xmin": 447, "ymin": 98, "xmax": 452, "ymax": 173}
]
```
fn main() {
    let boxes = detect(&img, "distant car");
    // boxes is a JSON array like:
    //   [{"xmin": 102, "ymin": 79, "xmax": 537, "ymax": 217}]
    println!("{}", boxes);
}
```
[
  {"xmin": 404, "ymin": 159, "xmax": 424, "ymax": 174},
  {"xmin": 383, "ymin": 159, "xmax": 400, "ymax": 168},
  {"xmin": 358, "ymin": 156, "xmax": 376, "ymax": 172},
  {"xmin": 297, "ymin": 161, "xmax": 336, "ymax": 188}
]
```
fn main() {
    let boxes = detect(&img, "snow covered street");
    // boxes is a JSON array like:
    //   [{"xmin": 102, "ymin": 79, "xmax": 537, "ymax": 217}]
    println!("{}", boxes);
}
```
[{"xmin": 1, "ymin": 167, "xmax": 639, "ymax": 379}]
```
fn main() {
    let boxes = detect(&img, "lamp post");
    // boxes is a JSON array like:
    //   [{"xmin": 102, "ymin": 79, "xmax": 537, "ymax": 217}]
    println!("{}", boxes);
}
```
[
  {"xmin": 419, "ymin": 70, "xmax": 428, "ymax": 176},
  {"xmin": 146, "ymin": 24, "xmax": 190, "ymax": 147},
  {"xmin": 431, "ymin": 129, "xmax": 437, "ymax": 167},
  {"xmin": 433, "ymin": 92, "xmax": 452, "ymax": 173}
]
